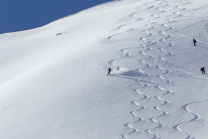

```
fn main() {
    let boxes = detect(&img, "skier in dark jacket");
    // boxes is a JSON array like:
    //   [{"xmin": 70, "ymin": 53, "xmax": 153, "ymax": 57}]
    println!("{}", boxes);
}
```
[
  {"xmin": 193, "ymin": 38, "xmax": 196, "ymax": 46},
  {"xmin": 107, "ymin": 68, "xmax": 113, "ymax": 75},
  {"xmin": 201, "ymin": 67, "xmax": 205, "ymax": 74}
]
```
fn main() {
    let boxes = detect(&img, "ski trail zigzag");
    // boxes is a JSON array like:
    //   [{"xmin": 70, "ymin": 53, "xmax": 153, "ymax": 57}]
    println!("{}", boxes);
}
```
[
  {"xmin": 172, "ymin": 102, "xmax": 203, "ymax": 139},
  {"xmin": 116, "ymin": 0, "xmax": 199, "ymax": 138}
]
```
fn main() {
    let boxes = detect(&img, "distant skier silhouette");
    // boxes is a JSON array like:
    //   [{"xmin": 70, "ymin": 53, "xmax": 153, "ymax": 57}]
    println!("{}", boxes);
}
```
[
  {"xmin": 107, "ymin": 68, "xmax": 113, "ymax": 76},
  {"xmin": 193, "ymin": 38, "xmax": 196, "ymax": 46},
  {"xmin": 201, "ymin": 67, "xmax": 205, "ymax": 74}
]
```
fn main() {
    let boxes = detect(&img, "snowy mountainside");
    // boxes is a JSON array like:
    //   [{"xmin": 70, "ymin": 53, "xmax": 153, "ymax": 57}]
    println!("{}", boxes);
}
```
[{"xmin": 1, "ymin": 0, "xmax": 208, "ymax": 139}]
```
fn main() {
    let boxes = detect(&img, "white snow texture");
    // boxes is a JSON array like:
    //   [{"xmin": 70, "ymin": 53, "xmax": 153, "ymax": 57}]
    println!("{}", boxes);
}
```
[{"xmin": 1, "ymin": 0, "xmax": 208, "ymax": 138}]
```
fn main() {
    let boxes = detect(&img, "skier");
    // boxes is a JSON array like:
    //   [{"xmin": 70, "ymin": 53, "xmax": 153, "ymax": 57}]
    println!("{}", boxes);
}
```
[
  {"xmin": 107, "ymin": 68, "xmax": 113, "ymax": 76},
  {"xmin": 201, "ymin": 67, "xmax": 205, "ymax": 74},
  {"xmin": 193, "ymin": 38, "xmax": 196, "ymax": 46}
]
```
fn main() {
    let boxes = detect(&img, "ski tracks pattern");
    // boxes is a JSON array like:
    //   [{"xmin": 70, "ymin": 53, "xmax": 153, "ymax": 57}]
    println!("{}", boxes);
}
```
[{"xmin": 105, "ymin": 0, "xmax": 203, "ymax": 138}]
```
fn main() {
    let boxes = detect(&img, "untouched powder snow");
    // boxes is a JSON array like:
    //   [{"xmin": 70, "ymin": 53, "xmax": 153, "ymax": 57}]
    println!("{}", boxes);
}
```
[{"xmin": 1, "ymin": 0, "xmax": 208, "ymax": 138}]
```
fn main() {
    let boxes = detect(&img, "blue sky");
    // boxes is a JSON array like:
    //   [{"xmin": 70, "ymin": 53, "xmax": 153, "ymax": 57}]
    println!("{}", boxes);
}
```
[{"xmin": 0, "ymin": 0, "xmax": 111, "ymax": 34}]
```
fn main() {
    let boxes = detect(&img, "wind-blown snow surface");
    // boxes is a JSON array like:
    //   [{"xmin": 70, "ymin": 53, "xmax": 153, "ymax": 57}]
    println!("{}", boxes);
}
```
[{"xmin": 1, "ymin": 0, "xmax": 208, "ymax": 138}]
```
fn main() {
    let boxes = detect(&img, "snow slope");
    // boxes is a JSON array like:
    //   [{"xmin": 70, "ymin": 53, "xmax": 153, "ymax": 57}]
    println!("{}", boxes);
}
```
[{"xmin": 1, "ymin": 0, "xmax": 208, "ymax": 138}]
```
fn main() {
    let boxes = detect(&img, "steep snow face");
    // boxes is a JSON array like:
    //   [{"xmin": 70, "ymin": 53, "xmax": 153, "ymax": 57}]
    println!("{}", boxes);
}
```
[{"xmin": 1, "ymin": 0, "xmax": 208, "ymax": 139}]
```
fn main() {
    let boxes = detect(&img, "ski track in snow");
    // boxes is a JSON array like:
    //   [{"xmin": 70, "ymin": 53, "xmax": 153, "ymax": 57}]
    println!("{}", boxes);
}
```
[
  {"xmin": 2, "ymin": 0, "xmax": 208, "ymax": 138},
  {"xmin": 171, "ymin": 102, "xmax": 202, "ymax": 139},
  {"xmin": 105, "ymin": 0, "xmax": 204, "ymax": 138}
]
